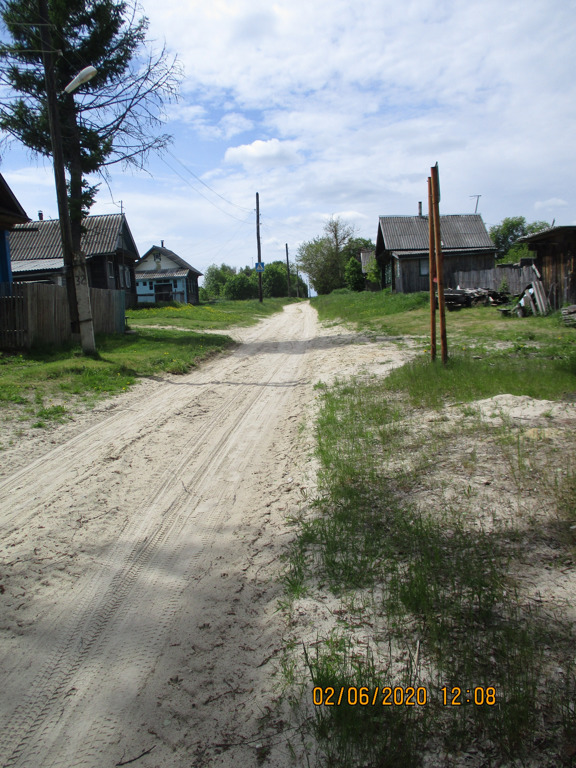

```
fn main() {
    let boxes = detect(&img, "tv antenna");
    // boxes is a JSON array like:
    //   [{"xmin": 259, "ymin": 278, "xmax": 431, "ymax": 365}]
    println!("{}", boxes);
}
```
[{"xmin": 470, "ymin": 195, "xmax": 481, "ymax": 214}]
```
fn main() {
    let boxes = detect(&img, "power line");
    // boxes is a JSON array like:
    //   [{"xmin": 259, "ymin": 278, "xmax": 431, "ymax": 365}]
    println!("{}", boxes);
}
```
[
  {"xmin": 165, "ymin": 148, "xmax": 252, "ymax": 213},
  {"xmin": 159, "ymin": 154, "xmax": 254, "ymax": 224}
]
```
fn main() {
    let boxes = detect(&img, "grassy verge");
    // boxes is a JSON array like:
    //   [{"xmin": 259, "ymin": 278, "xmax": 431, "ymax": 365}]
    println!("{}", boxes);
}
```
[
  {"xmin": 126, "ymin": 297, "xmax": 298, "ymax": 330},
  {"xmin": 0, "ymin": 297, "xmax": 294, "ymax": 438},
  {"xmin": 311, "ymin": 289, "xmax": 576, "ymax": 350},
  {"xmin": 282, "ymin": 294, "xmax": 576, "ymax": 766},
  {"xmin": 0, "ymin": 328, "xmax": 232, "ymax": 435}
]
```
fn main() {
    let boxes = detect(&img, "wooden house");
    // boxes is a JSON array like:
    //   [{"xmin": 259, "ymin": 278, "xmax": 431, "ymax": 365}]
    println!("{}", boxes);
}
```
[
  {"xmin": 8, "ymin": 213, "xmax": 139, "ymax": 307},
  {"xmin": 375, "ymin": 213, "xmax": 496, "ymax": 293},
  {"xmin": 0, "ymin": 173, "xmax": 30, "ymax": 287},
  {"xmin": 135, "ymin": 244, "xmax": 202, "ymax": 305},
  {"xmin": 518, "ymin": 226, "xmax": 576, "ymax": 309}
]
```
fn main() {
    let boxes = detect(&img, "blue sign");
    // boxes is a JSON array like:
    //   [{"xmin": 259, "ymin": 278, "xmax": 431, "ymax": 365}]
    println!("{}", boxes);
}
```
[{"xmin": 255, "ymin": 262, "xmax": 265, "ymax": 272}]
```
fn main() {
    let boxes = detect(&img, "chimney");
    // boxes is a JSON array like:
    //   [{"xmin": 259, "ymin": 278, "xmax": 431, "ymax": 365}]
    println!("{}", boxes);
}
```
[
  {"xmin": 418, "ymin": 202, "xmax": 423, "ymax": 217},
  {"xmin": 161, "ymin": 239, "xmax": 164, "ymax": 248},
  {"xmin": 38, "ymin": 210, "xmax": 43, "ymax": 221}
]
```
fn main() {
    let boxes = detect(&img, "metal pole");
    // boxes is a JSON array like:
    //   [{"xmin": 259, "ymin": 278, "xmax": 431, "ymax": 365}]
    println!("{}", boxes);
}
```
[
  {"xmin": 431, "ymin": 164, "xmax": 448, "ymax": 364},
  {"xmin": 428, "ymin": 177, "xmax": 436, "ymax": 362},
  {"xmin": 38, "ymin": 0, "xmax": 95, "ymax": 353}
]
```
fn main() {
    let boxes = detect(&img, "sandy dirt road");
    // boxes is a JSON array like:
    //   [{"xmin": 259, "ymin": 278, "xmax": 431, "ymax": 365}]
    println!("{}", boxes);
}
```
[{"xmin": 0, "ymin": 302, "xmax": 410, "ymax": 768}]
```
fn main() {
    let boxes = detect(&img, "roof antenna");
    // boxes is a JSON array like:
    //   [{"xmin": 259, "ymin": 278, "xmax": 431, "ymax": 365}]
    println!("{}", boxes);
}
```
[{"xmin": 469, "ymin": 195, "xmax": 481, "ymax": 214}]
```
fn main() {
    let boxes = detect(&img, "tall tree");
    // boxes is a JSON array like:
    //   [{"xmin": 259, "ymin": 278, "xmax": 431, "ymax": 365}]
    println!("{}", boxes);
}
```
[
  {"xmin": 489, "ymin": 216, "xmax": 550, "ymax": 260},
  {"xmin": 0, "ymin": 0, "xmax": 181, "ymax": 249},
  {"xmin": 296, "ymin": 217, "xmax": 355, "ymax": 295}
]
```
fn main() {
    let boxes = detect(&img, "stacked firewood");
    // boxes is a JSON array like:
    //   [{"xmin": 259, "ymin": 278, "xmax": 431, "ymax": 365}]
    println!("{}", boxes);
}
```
[{"xmin": 561, "ymin": 305, "xmax": 576, "ymax": 326}]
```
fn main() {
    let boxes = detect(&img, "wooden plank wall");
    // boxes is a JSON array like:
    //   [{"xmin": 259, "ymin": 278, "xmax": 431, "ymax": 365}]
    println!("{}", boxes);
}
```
[
  {"xmin": 0, "ymin": 283, "xmax": 125, "ymax": 350},
  {"xmin": 453, "ymin": 265, "xmax": 535, "ymax": 294},
  {"xmin": 0, "ymin": 283, "xmax": 27, "ymax": 349}
]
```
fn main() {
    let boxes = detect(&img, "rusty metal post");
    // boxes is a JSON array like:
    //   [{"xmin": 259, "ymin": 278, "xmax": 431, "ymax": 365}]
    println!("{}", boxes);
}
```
[
  {"xmin": 430, "ymin": 164, "xmax": 448, "ymax": 364},
  {"xmin": 428, "ymin": 176, "xmax": 437, "ymax": 362}
]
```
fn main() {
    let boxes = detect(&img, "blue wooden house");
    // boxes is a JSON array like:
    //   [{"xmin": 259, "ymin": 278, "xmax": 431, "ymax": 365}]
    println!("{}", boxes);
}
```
[{"xmin": 135, "ymin": 244, "xmax": 202, "ymax": 305}]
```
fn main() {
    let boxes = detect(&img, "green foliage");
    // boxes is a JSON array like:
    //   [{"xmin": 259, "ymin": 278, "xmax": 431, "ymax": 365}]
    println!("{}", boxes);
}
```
[
  {"xmin": 262, "ymin": 261, "xmax": 288, "ymax": 297},
  {"xmin": 297, "ymin": 217, "xmax": 355, "ymax": 295},
  {"xmin": 365, "ymin": 256, "xmax": 382, "ymax": 287},
  {"xmin": 202, "ymin": 264, "xmax": 236, "ymax": 298},
  {"xmin": 222, "ymin": 271, "xmax": 258, "ymax": 300},
  {"xmin": 489, "ymin": 217, "xmax": 550, "ymax": 260},
  {"xmin": 344, "ymin": 257, "xmax": 365, "ymax": 292}
]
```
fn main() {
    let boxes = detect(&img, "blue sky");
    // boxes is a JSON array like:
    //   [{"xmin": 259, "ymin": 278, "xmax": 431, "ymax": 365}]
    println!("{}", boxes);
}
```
[{"xmin": 1, "ymin": 0, "xmax": 575, "ymax": 281}]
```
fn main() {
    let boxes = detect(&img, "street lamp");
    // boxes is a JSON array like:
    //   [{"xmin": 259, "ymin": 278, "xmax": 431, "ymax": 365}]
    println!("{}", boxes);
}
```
[{"xmin": 38, "ymin": 0, "xmax": 97, "ymax": 353}]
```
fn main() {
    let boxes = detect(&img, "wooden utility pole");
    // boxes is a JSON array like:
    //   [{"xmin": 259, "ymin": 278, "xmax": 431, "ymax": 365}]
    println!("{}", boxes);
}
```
[
  {"xmin": 427, "ymin": 177, "xmax": 437, "ymax": 362},
  {"xmin": 256, "ymin": 192, "xmax": 263, "ymax": 303},
  {"xmin": 430, "ymin": 164, "xmax": 448, "ymax": 363},
  {"xmin": 38, "ymin": 0, "xmax": 96, "ymax": 353},
  {"xmin": 285, "ymin": 243, "xmax": 291, "ymax": 297}
]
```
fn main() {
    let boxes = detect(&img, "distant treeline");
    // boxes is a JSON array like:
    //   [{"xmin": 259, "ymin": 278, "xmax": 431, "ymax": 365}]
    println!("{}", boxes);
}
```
[{"xmin": 200, "ymin": 261, "xmax": 308, "ymax": 301}]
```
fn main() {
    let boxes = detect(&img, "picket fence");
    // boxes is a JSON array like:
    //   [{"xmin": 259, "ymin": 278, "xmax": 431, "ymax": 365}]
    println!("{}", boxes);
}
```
[{"xmin": 0, "ymin": 282, "xmax": 125, "ymax": 350}]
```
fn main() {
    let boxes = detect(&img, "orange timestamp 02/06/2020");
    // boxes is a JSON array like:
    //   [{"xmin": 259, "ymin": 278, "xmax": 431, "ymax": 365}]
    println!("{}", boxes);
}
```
[
  {"xmin": 313, "ymin": 686, "xmax": 429, "ymax": 707},
  {"xmin": 312, "ymin": 686, "xmax": 498, "ymax": 707}
]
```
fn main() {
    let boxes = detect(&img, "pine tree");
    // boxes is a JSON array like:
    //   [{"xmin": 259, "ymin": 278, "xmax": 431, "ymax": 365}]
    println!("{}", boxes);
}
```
[{"xmin": 0, "ymin": 0, "xmax": 181, "ymax": 247}]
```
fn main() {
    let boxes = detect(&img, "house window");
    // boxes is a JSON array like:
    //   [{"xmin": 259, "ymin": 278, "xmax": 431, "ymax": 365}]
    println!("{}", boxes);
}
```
[
  {"xmin": 108, "ymin": 261, "xmax": 114, "ymax": 280},
  {"xmin": 173, "ymin": 280, "xmax": 177, "ymax": 288},
  {"xmin": 149, "ymin": 281, "xmax": 153, "ymax": 290},
  {"xmin": 419, "ymin": 259, "xmax": 429, "ymax": 277},
  {"xmin": 124, "ymin": 267, "xmax": 131, "ymax": 287}
]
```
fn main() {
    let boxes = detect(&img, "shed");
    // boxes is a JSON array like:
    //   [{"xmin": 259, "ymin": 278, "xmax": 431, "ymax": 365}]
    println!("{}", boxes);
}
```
[
  {"xmin": 9, "ymin": 213, "xmax": 139, "ymax": 306},
  {"xmin": 375, "ymin": 214, "xmax": 496, "ymax": 293},
  {"xmin": 518, "ymin": 226, "xmax": 576, "ymax": 309},
  {"xmin": 135, "ymin": 244, "xmax": 202, "ymax": 305}
]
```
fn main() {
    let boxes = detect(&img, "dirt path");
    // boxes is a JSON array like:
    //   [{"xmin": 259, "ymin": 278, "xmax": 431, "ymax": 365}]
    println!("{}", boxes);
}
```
[{"xmin": 0, "ymin": 302, "xmax": 411, "ymax": 768}]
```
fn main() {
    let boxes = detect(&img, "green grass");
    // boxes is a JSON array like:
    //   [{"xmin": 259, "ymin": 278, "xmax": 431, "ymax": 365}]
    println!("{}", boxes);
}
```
[
  {"xmin": 0, "ymin": 327, "xmax": 232, "ymax": 428},
  {"xmin": 126, "ymin": 297, "xmax": 298, "ymax": 330},
  {"xmin": 0, "ymin": 297, "xmax": 294, "ymax": 431},
  {"xmin": 383, "ymin": 351, "xmax": 576, "ymax": 408},
  {"xmin": 311, "ymin": 289, "xmax": 576, "ymax": 350},
  {"xmin": 282, "ymin": 301, "xmax": 576, "ymax": 766}
]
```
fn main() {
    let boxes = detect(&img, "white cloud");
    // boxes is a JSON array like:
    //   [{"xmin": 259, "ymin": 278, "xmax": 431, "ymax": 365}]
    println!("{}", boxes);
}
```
[
  {"xmin": 534, "ymin": 198, "xmax": 568, "ymax": 211},
  {"xmin": 3, "ymin": 0, "xmax": 576, "ymax": 277},
  {"xmin": 224, "ymin": 138, "xmax": 302, "ymax": 168}
]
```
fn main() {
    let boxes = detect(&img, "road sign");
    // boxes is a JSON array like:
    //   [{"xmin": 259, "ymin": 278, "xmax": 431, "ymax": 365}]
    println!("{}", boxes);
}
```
[{"xmin": 255, "ymin": 262, "xmax": 265, "ymax": 272}]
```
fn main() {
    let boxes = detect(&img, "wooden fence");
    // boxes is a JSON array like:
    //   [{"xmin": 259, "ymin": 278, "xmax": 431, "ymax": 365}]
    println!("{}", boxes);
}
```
[
  {"xmin": 0, "ymin": 282, "xmax": 125, "ymax": 350},
  {"xmin": 453, "ymin": 264, "xmax": 537, "ymax": 295}
]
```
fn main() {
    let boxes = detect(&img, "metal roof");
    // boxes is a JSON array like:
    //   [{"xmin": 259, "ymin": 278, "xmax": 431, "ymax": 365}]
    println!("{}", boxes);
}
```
[
  {"xmin": 378, "ymin": 214, "xmax": 494, "ymax": 252},
  {"xmin": 137, "ymin": 245, "xmax": 203, "ymax": 276},
  {"xmin": 8, "ymin": 214, "xmax": 140, "ymax": 262},
  {"xmin": 135, "ymin": 269, "xmax": 189, "ymax": 280},
  {"xmin": 518, "ymin": 225, "xmax": 576, "ymax": 243},
  {"xmin": 11, "ymin": 258, "xmax": 63, "ymax": 273}
]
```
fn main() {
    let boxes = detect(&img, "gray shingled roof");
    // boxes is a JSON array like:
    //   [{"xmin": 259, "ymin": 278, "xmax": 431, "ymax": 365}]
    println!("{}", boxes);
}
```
[
  {"xmin": 137, "ymin": 246, "xmax": 203, "ymax": 277},
  {"xmin": 378, "ymin": 214, "xmax": 494, "ymax": 253},
  {"xmin": 9, "ymin": 214, "xmax": 139, "ymax": 263}
]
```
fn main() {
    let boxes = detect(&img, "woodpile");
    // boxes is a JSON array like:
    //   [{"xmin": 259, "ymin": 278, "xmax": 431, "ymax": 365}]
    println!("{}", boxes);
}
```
[{"xmin": 561, "ymin": 305, "xmax": 576, "ymax": 326}]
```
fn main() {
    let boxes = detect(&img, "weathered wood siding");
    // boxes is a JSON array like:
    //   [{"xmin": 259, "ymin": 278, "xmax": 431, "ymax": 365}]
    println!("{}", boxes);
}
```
[
  {"xmin": 533, "ymin": 234, "xmax": 576, "ymax": 309},
  {"xmin": 454, "ymin": 264, "xmax": 536, "ymax": 294},
  {"xmin": 0, "ymin": 283, "xmax": 125, "ymax": 349},
  {"xmin": 396, "ymin": 251, "xmax": 495, "ymax": 293}
]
